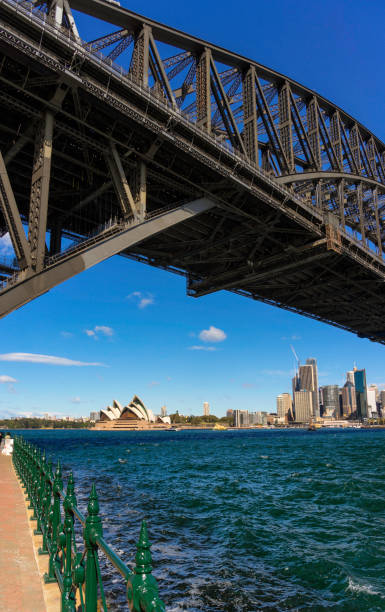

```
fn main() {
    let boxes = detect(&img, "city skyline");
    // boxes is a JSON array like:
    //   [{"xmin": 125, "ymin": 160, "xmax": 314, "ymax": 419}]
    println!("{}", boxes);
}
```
[{"xmin": 1, "ymin": 0, "xmax": 385, "ymax": 418}]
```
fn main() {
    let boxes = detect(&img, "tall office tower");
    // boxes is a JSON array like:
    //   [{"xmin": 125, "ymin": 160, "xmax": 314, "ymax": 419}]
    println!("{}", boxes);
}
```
[
  {"xmin": 305, "ymin": 358, "xmax": 320, "ymax": 419},
  {"xmin": 341, "ymin": 380, "xmax": 357, "ymax": 418},
  {"xmin": 354, "ymin": 369, "xmax": 368, "ymax": 420},
  {"xmin": 292, "ymin": 372, "xmax": 300, "ymax": 414},
  {"xmin": 298, "ymin": 363, "xmax": 318, "ymax": 419},
  {"xmin": 294, "ymin": 391, "xmax": 313, "ymax": 422},
  {"xmin": 367, "ymin": 387, "xmax": 377, "ymax": 418},
  {"xmin": 203, "ymin": 401, "xmax": 210, "ymax": 416},
  {"xmin": 369, "ymin": 384, "xmax": 379, "ymax": 403},
  {"xmin": 226, "ymin": 409, "xmax": 234, "ymax": 420},
  {"xmin": 381, "ymin": 390, "xmax": 385, "ymax": 415},
  {"xmin": 276, "ymin": 393, "xmax": 292, "ymax": 423},
  {"xmin": 321, "ymin": 385, "xmax": 340, "ymax": 418},
  {"xmin": 161, "ymin": 405, "xmax": 167, "ymax": 417}
]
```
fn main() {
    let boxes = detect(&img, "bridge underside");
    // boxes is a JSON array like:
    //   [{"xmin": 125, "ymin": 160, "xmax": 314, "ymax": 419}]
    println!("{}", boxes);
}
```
[{"xmin": 0, "ymin": 0, "xmax": 385, "ymax": 343}]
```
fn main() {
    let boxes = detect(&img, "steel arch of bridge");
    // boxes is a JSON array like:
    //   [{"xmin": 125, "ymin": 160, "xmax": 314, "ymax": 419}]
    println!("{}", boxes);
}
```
[{"xmin": 0, "ymin": 0, "xmax": 385, "ymax": 343}]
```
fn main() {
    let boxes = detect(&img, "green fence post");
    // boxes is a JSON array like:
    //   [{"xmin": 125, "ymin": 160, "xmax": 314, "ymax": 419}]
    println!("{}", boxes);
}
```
[
  {"xmin": 127, "ymin": 521, "xmax": 165, "ymax": 612},
  {"xmin": 34, "ymin": 449, "xmax": 44, "ymax": 535},
  {"xmin": 39, "ymin": 453, "xmax": 50, "ymax": 555},
  {"xmin": 44, "ymin": 460, "xmax": 62, "ymax": 584},
  {"xmin": 84, "ymin": 484, "xmax": 103, "ymax": 612},
  {"xmin": 62, "ymin": 472, "xmax": 77, "ymax": 612}
]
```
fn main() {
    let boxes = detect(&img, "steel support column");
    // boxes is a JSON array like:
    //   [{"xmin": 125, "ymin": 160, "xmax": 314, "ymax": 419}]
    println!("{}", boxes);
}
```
[
  {"xmin": 28, "ymin": 112, "xmax": 54, "ymax": 272},
  {"xmin": 0, "ymin": 151, "xmax": 31, "ymax": 269},
  {"xmin": 196, "ymin": 48, "xmax": 211, "ymax": 132}
]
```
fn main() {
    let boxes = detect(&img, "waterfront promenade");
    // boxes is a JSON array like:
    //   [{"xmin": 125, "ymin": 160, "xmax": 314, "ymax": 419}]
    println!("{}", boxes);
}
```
[{"xmin": 0, "ymin": 454, "xmax": 54, "ymax": 611}]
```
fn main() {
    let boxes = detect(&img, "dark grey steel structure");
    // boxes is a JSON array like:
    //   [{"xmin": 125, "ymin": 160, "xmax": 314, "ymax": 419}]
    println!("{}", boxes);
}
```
[{"xmin": 1, "ymin": 0, "xmax": 385, "ymax": 343}]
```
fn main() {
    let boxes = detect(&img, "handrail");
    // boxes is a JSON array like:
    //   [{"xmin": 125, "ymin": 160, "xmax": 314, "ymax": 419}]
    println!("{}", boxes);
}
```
[{"xmin": 12, "ymin": 435, "xmax": 165, "ymax": 611}]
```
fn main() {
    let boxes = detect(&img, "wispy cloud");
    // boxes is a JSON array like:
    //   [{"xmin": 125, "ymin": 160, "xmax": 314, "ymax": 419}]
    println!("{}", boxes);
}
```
[
  {"xmin": 84, "ymin": 325, "xmax": 114, "ymax": 340},
  {"xmin": 148, "ymin": 381, "xmax": 160, "ymax": 387},
  {"xmin": 0, "ymin": 233, "xmax": 13, "ymax": 256},
  {"xmin": 71, "ymin": 397, "xmax": 81, "ymax": 403},
  {"xmin": 189, "ymin": 345, "xmax": 217, "ymax": 352},
  {"xmin": 0, "ymin": 375, "xmax": 17, "ymax": 383},
  {"xmin": 199, "ymin": 326, "xmax": 226, "ymax": 343},
  {"xmin": 242, "ymin": 383, "xmax": 256, "ymax": 389},
  {"xmin": 261, "ymin": 369, "xmax": 292, "ymax": 377},
  {"xmin": 281, "ymin": 334, "xmax": 302, "ymax": 341},
  {"xmin": 60, "ymin": 331, "xmax": 74, "ymax": 338},
  {"xmin": 127, "ymin": 291, "xmax": 154, "ymax": 309},
  {"xmin": 0, "ymin": 353, "xmax": 105, "ymax": 367}
]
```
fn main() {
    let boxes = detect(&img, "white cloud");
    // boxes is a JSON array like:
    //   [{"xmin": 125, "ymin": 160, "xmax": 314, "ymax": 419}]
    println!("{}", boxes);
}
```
[
  {"xmin": 85, "ymin": 325, "xmax": 114, "ymax": 340},
  {"xmin": 148, "ymin": 381, "xmax": 160, "ymax": 387},
  {"xmin": 189, "ymin": 345, "xmax": 217, "ymax": 352},
  {"xmin": 94, "ymin": 325, "xmax": 114, "ymax": 336},
  {"xmin": 0, "ymin": 233, "xmax": 13, "ymax": 256},
  {"xmin": 127, "ymin": 291, "xmax": 154, "ymax": 309},
  {"xmin": 261, "ymin": 369, "xmax": 292, "ymax": 377},
  {"xmin": 0, "ymin": 375, "xmax": 17, "ymax": 383},
  {"xmin": 71, "ymin": 397, "xmax": 81, "ymax": 403},
  {"xmin": 61, "ymin": 331, "xmax": 74, "ymax": 338},
  {"xmin": 0, "ymin": 353, "xmax": 105, "ymax": 366},
  {"xmin": 199, "ymin": 326, "xmax": 227, "ymax": 343},
  {"xmin": 281, "ymin": 334, "xmax": 302, "ymax": 341}
]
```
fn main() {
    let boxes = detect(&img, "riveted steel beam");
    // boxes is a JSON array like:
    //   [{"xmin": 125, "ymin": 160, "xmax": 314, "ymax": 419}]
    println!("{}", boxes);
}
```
[
  {"xmin": 0, "ymin": 198, "xmax": 215, "ymax": 318},
  {"xmin": 27, "ymin": 112, "xmax": 54, "ymax": 272},
  {"xmin": 0, "ymin": 151, "xmax": 31, "ymax": 269}
]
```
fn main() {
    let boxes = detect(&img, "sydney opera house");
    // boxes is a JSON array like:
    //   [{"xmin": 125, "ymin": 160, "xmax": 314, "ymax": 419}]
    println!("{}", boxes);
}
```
[{"xmin": 95, "ymin": 396, "xmax": 171, "ymax": 430}]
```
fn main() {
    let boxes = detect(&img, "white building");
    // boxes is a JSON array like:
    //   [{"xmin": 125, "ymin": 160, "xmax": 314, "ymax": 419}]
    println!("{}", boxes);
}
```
[
  {"xmin": 367, "ymin": 387, "xmax": 377, "ymax": 418},
  {"xmin": 203, "ymin": 401, "xmax": 210, "ymax": 416}
]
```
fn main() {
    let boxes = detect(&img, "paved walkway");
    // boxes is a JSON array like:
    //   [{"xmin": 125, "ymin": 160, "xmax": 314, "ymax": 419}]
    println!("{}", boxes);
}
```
[{"xmin": 0, "ymin": 454, "xmax": 46, "ymax": 611}]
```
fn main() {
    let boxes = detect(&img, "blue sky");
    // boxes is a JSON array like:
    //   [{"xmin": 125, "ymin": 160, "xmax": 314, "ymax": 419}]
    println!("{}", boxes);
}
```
[{"xmin": 1, "ymin": 0, "xmax": 385, "ymax": 418}]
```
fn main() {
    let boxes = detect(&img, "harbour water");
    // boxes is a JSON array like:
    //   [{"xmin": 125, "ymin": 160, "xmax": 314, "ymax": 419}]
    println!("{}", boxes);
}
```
[{"xmin": 16, "ymin": 428, "xmax": 385, "ymax": 611}]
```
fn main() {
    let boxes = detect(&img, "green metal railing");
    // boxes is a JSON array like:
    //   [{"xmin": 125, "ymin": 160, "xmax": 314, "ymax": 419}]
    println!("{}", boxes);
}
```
[{"xmin": 12, "ymin": 435, "xmax": 165, "ymax": 612}]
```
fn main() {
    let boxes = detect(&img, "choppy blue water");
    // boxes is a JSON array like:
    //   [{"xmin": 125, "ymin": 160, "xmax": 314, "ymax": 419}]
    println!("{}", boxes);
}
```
[{"xmin": 15, "ymin": 428, "xmax": 385, "ymax": 611}]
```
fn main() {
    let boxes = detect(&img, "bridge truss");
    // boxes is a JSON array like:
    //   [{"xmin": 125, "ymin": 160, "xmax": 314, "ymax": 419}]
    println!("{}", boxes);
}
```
[{"xmin": 0, "ymin": 0, "xmax": 385, "ymax": 342}]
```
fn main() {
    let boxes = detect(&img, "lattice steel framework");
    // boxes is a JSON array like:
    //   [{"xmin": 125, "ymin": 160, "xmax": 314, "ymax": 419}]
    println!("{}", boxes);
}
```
[{"xmin": 0, "ymin": 0, "xmax": 385, "ymax": 343}]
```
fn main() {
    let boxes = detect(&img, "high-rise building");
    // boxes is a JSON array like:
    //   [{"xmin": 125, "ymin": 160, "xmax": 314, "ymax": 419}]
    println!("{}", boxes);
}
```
[
  {"xmin": 367, "ymin": 387, "xmax": 377, "ymax": 418},
  {"xmin": 381, "ymin": 390, "xmax": 385, "ymax": 415},
  {"xmin": 161, "ymin": 405, "xmax": 167, "ymax": 417},
  {"xmin": 226, "ymin": 409, "xmax": 234, "ymax": 420},
  {"xmin": 354, "ymin": 369, "xmax": 368, "ymax": 420},
  {"xmin": 234, "ymin": 409, "xmax": 249, "ymax": 427},
  {"xmin": 203, "ymin": 401, "xmax": 210, "ymax": 416},
  {"xmin": 89, "ymin": 411, "xmax": 99, "ymax": 422},
  {"xmin": 321, "ymin": 385, "xmax": 340, "ymax": 418},
  {"xmin": 305, "ymin": 358, "xmax": 320, "ymax": 418},
  {"xmin": 276, "ymin": 393, "xmax": 292, "ymax": 423},
  {"xmin": 294, "ymin": 391, "xmax": 313, "ymax": 422},
  {"xmin": 341, "ymin": 381, "xmax": 356, "ymax": 418}
]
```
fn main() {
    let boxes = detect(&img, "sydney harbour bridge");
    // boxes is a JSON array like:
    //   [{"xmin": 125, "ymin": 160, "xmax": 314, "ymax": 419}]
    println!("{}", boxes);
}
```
[{"xmin": 0, "ymin": 0, "xmax": 385, "ymax": 344}]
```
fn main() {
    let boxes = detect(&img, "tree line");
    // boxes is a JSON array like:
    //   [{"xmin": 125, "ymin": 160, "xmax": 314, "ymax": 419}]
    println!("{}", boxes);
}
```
[{"xmin": 0, "ymin": 418, "xmax": 94, "ymax": 429}]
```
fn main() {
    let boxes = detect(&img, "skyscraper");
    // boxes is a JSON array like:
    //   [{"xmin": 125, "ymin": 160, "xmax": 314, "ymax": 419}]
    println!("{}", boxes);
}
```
[
  {"xmin": 354, "ymin": 369, "xmax": 368, "ymax": 420},
  {"xmin": 276, "ymin": 393, "xmax": 292, "ymax": 423},
  {"xmin": 203, "ymin": 401, "xmax": 210, "ymax": 416},
  {"xmin": 161, "ymin": 405, "xmax": 167, "ymax": 417},
  {"xmin": 367, "ymin": 387, "xmax": 377, "ymax": 418},
  {"xmin": 305, "ymin": 358, "xmax": 320, "ymax": 419},
  {"xmin": 321, "ymin": 385, "xmax": 340, "ymax": 418},
  {"xmin": 294, "ymin": 391, "xmax": 313, "ymax": 422},
  {"xmin": 381, "ymin": 390, "xmax": 385, "ymax": 415},
  {"xmin": 341, "ymin": 379, "xmax": 357, "ymax": 418}
]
